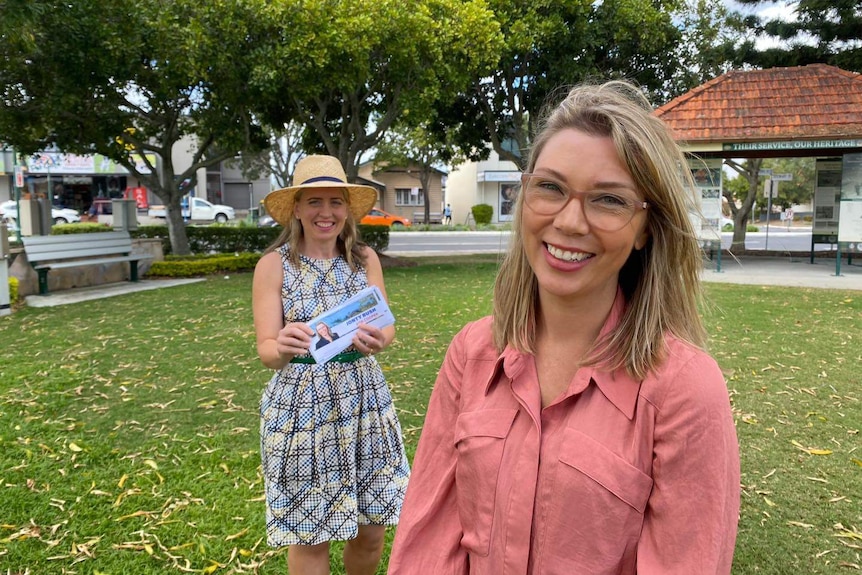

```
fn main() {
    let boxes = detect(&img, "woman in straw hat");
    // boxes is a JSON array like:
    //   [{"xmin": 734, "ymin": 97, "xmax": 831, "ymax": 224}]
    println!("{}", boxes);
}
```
[
  {"xmin": 388, "ymin": 80, "xmax": 739, "ymax": 574},
  {"xmin": 253, "ymin": 155, "xmax": 410, "ymax": 574}
]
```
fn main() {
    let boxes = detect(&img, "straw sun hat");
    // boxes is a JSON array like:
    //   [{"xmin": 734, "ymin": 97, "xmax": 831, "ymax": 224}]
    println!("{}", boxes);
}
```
[{"xmin": 263, "ymin": 155, "xmax": 378, "ymax": 226}]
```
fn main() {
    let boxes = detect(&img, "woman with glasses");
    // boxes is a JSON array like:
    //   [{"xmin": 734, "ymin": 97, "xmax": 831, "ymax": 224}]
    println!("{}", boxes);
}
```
[{"xmin": 388, "ymin": 80, "xmax": 740, "ymax": 574}]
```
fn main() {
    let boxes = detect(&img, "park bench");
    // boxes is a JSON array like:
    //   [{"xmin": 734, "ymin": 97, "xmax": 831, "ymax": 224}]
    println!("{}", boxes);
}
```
[
  {"xmin": 412, "ymin": 211, "xmax": 443, "ymax": 224},
  {"xmin": 22, "ymin": 231, "xmax": 152, "ymax": 295}
]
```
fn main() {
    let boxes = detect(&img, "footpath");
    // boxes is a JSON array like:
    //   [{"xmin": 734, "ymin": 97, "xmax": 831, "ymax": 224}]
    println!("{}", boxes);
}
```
[{"xmin": 700, "ymin": 253, "xmax": 862, "ymax": 291}]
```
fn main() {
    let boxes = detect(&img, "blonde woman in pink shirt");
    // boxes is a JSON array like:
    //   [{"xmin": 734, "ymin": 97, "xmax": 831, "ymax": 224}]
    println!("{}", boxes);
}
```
[{"xmin": 388, "ymin": 80, "xmax": 740, "ymax": 575}]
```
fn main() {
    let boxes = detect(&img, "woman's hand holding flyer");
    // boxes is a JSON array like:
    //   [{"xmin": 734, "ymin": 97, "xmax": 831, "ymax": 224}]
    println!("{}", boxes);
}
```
[{"xmin": 307, "ymin": 286, "xmax": 395, "ymax": 363}]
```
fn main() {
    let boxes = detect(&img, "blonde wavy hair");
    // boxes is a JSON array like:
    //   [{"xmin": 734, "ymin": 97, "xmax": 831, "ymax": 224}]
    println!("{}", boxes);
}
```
[
  {"xmin": 493, "ymin": 80, "xmax": 706, "ymax": 380},
  {"xmin": 264, "ymin": 189, "xmax": 367, "ymax": 270}
]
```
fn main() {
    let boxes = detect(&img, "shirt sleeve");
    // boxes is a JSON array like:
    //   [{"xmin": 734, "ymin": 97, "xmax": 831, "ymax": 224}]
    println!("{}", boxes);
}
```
[
  {"xmin": 637, "ymin": 350, "xmax": 740, "ymax": 574},
  {"xmin": 388, "ymin": 327, "xmax": 470, "ymax": 575}
]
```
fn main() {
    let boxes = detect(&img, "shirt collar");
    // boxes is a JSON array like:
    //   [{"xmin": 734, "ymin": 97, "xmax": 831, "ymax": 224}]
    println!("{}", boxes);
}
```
[
  {"xmin": 487, "ymin": 289, "xmax": 642, "ymax": 420},
  {"xmin": 588, "ymin": 290, "xmax": 642, "ymax": 420}
]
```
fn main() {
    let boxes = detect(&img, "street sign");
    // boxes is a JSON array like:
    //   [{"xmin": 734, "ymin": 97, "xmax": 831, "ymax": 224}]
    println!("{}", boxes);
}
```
[
  {"xmin": 771, "ymin": 173, "xmax": 793, "ymax": 181},
  {"xmin": 14, "ymin": 166, "xmax": 24, "ymax": 188},
  {"xmin": 763, "ymin": 179, "xmax": 780, "ymax": 198},
  {"xmin": 758, "ymin": 168, "xmax": 773, "ymax": 176}
]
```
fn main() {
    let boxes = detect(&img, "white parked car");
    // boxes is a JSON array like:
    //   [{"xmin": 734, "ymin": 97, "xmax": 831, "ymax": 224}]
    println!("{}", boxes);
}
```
[
  {"xmin": 0, "ymin": 200, "xmax": 81, "ymax": 224},
  {"xmin": 148, "ymin": 197, "xmax": 235, "ymax": 223}
]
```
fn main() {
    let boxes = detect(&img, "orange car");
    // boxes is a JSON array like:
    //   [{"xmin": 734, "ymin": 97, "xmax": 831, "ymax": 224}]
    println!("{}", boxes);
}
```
[{"xmin": 360, "ymin": 208, "xmax": 411, "ymax": 228}]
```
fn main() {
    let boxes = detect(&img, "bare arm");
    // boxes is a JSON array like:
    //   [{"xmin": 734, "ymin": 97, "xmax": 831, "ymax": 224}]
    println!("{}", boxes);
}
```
[
  {"xmin": 352, "ymin": 246, "xmax": 396, "ymax": 355},
  {"xmin": 252, "ymin": 251, "xmax": 313, "ymax": 370}
]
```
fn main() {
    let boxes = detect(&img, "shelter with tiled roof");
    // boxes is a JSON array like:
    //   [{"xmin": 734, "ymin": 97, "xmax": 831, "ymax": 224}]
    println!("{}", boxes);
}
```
[{"xmin": 655, "ymin": 64, "xmax": 862, "ymax": 159}]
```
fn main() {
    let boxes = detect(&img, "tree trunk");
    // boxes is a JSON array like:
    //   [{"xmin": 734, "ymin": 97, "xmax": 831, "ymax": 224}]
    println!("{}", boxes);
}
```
[
  {"xmin": 727, "ymin": 158, "xmax": 762, "ymax": 253},
  {"xmin": 166, "ymin": 196, "xmax": 190, "ymax": 255}
]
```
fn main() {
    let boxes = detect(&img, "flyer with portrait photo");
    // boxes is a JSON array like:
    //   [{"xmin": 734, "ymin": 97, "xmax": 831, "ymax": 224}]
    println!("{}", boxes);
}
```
[{"xmin": 307, "ymin": 286, "xmax": 395, "ymax": 364}]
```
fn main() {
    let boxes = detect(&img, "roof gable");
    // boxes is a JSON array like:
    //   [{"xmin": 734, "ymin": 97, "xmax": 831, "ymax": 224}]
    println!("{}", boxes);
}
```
[{"xmin": 654, "ymin": 64, "xmax": 862, "ymax": 143}]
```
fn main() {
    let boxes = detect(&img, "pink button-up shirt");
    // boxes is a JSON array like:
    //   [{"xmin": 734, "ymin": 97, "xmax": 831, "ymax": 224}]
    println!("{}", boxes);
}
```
[{"xmin": 388, "ymin": 300, "xmax": 740, "ymax": 575}]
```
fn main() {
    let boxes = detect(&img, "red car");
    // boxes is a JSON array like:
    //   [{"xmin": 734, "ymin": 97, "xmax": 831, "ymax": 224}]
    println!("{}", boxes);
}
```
[{"xmin": 360, "ymin": 208, "xmax": 411, "ymax": 228}]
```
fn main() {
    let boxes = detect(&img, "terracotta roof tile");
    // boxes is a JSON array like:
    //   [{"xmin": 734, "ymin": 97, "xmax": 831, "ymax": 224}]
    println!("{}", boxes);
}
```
[{"xmin": 654, "ymin": 64, "xmax": 862, "ymax": 142}]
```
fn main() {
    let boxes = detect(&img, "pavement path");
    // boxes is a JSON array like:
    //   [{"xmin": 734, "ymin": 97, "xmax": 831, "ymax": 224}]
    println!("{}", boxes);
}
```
[{"xmin": 700, "ymin": 254, "xmax": 862, "ymax": 291}]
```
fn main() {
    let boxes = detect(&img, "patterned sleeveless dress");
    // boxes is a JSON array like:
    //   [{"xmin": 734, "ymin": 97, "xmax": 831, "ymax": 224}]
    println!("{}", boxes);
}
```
[{"xmin": 260, "ymin": 246, "xmax": 410, "ymax": 546}]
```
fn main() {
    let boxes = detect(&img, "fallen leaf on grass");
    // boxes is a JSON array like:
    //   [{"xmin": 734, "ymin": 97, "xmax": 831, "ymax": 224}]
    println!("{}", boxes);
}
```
[
  {"xmin": 791, "ymin": 439, "xmax": 833, "ymax": 455},
  {"xmin": 225, "ymin": 527, "xmax": 248, "ymax": 541},
  {"xmin": 835, "ymin": 525, "xmax": 862, "ymax": 541},
  {"xmin": 115, "ymin": 510, "xmax": 157, "ymax": 521}
]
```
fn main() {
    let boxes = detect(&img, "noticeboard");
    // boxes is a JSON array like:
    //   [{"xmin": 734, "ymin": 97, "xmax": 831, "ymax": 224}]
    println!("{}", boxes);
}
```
[
  {"xmin": 689, "ymin": 158, "xmax": 724, "ymax": 241},
  {"xmin": 838, "ymin": 153, "xmax": 862, "ymax": 242}
]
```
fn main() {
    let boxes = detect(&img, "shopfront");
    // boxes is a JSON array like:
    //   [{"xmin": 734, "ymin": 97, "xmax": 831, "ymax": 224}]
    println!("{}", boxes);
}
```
[
  {"xmin": 479, "ymin": 170, "xmax": 522, "ymax": 223},
  {"xmin": 22, "ymin": 152, "xmax": 156, "ymax": 215}
]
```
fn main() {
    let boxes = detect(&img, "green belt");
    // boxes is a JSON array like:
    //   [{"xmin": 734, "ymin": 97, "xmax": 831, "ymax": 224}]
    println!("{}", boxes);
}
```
[{"xmin": 289, "ymin": 350, "xmax": 363, "ymax": 364}]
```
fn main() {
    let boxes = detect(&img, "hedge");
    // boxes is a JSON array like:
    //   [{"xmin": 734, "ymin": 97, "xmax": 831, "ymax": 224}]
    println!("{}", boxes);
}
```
[
  {"xmin": 131, "ymin": 223, "xmax": 389, "ymax": 255},
  {"xmin": 147, "ymin": 253, "xmax": 262, "ymax": 277},
  {"xmin": 471, "ymin": 204, "xmax": 493, "ymax": 225},
  {"xmin": 41, "ymin": 222, "xmax": 391, "ymax": 278}
]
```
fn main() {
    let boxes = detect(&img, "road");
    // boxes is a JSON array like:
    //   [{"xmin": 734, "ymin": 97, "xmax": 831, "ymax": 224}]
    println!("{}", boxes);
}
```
[
  {"xmin": 385, "ymin": 228, "xmax": 828, "ymax": 256},
  {"xmin": 386, "ymin": 231, "xmax": 511, "ymax": 256}
]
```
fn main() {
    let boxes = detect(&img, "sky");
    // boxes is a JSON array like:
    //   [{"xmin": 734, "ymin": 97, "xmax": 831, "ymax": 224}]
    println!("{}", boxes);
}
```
[
  {"xmin": 724, "ymin": 0, "xmax": 793, "ymax": 19},
  {"xmin": 723, "ymin": 0, "xmax": 797, "ymax": 49}
]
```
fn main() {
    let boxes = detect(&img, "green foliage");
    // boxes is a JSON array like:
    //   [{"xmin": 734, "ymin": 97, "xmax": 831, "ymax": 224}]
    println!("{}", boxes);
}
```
[
  {"xmin": 358, "ymin": 224, "xmax": 390, "ymax": 253},
  {"xmin": 671, "ymin": 0, "xmax": 748, "ymax": 95},
  {"xmin": 7, "ymin": 275, "xmax": 18, "ymax": 303},
  {"xmin": 432, "ymin": 0, "xmax": 685, "ymax": 168},
  {"xmin": 0, "ymin": 0, "xmax": 269, "ymax": 255},
  {"xmin": 147, "ymin": 253, "xmax": 261, "ymax": 277},
  {"xmin": 51, "ymin": 222, "xmax": 112, "ymax": 234},
  {"xmin": 736, "ymin": 0, "xmax": 862, "ymax": 72},
  {"xmin": 131, "ymin": 225, "xmax": 281, "ymax": 255},
  {"xmin": 471, "ymin": 203, "xmax": 493, "ymax": 225},
  {"xmin": 760, "ymin": 157, "xmax": 815, "ymax": 210},
  {"xmin": 374, "ymin": 124, "xmax": 447, "ymax": 207},
  {"xmin": 130, "ymin": 224, "xmax": 388, "ymax": 256},
  {"xmin": 250, "ymin": 0, "xmax": 502, "ymax": 177}
]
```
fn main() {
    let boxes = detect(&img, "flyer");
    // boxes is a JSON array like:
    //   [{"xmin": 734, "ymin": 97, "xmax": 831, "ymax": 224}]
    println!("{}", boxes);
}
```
[{"xmin": 307, "ymin": 286, "xmax": 395, "ymax": 364}]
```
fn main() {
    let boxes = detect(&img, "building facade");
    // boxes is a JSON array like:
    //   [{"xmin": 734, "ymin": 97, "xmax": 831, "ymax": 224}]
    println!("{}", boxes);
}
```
[
  {"xmin": 445, "ymin": 150, "xmax": 521, "ymax": 225},
  {"xmin": 357, "ymin": 161, "xmax": 446, "ymax": 221},
  {"xmin": 1, "ymin": 139, "xmax": 270, "ymax": 218}
]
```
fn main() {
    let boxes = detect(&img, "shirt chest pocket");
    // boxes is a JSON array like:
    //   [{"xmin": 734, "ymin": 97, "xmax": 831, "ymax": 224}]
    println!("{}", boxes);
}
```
[
  {"xmin": 541, "ymin": 428, "xmax": 653, "ymax": 569},
  {"xmin": 453, "ymin": 409, "xmax": 518, "ymax": 557}
]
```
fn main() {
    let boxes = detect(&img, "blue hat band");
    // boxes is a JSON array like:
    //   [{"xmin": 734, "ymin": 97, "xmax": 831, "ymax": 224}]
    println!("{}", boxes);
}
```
[{"xmin": 301, "ymin": 176, "xmax": 346, "ymax": 185}]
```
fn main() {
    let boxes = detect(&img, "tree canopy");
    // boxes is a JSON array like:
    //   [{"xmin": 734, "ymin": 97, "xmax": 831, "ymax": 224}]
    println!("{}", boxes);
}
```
[
  {"xmin": 248, "ymin": 0, "xmax": 503, "ymax": 181},
  {"xmin": 429, "ymin": 0, "xmax": 692, "ymax": 169},
  {"xmin": 736, "ymin": 0, "xmax": 862, "ymax": 72},
  {"xmin": 0, "ymin": 0, "xmax": 268, "ymax": 254}
]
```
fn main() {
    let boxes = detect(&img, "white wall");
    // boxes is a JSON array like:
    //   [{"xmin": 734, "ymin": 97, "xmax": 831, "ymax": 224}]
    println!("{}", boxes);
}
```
[{"xmin": 447, "ymin": 150, "xmax": 521, "ymax": 224}]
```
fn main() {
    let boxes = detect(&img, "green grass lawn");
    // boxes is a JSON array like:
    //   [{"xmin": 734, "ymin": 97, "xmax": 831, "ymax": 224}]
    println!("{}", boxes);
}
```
[{"xmin": 1, "ymin": 258, "xmax": 860, "ymax": 573}]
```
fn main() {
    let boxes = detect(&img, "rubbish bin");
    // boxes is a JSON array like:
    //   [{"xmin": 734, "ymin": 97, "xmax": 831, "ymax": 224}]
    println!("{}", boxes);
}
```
[
  {"xmin": 248, "ymin": 207, "xmax": 259, "ymax": 224},
  {"xmin": 111, "ymin": 199, "xmax": 138, "ymax": 231}
]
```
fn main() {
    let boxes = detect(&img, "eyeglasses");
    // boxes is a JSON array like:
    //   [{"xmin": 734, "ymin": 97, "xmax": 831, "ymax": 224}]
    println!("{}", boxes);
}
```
[{"xmin": 520, "ymin": 173, "xmax": 649, "ymax": 231}]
